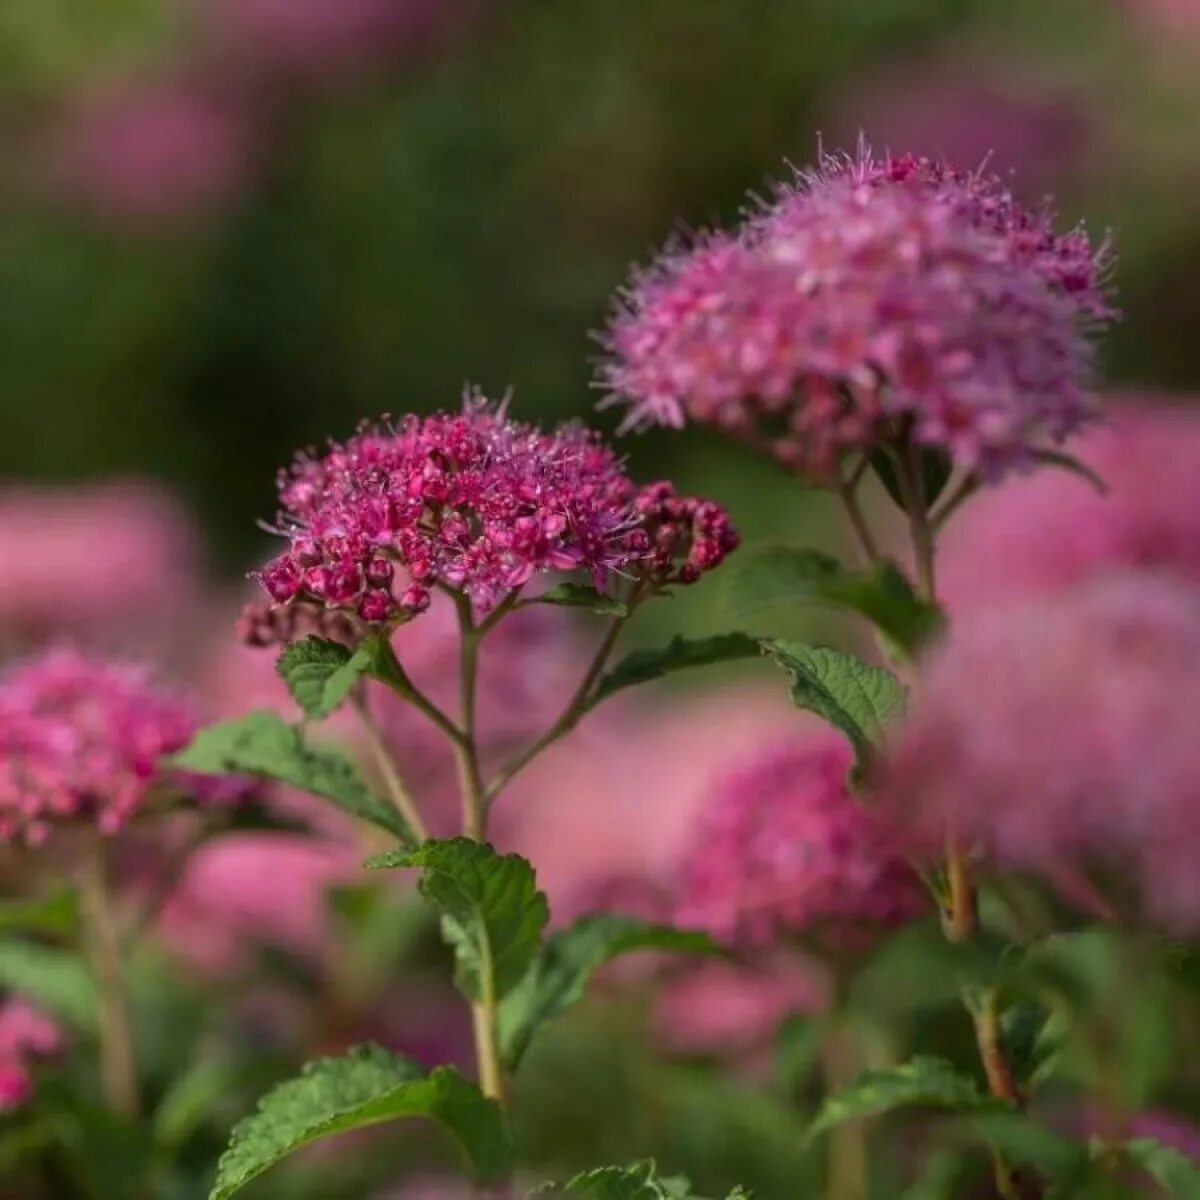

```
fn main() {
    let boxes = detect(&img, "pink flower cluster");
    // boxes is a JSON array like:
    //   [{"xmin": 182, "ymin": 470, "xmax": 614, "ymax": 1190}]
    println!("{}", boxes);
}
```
[
  {"xmin": 879, "ymin": 575, "xmax": 1200, "ymax": 930},
  {"xmin": 939, "ymin": 401, "xmax": 1200, "ymax": 612},
  {"xmin": 599, "ymin": 141, "xmax": 1114, "ymax": 478},
  {"xmin": 676, "ymin": 734, "xmax": 925, "ymax": 949},
  {"xmin": 0, "ymin": 481, "xmax": 202, "ymax": 646},
  {"xmin": 0, "ymin": 648, "xmax": 203, "ymax": 845},
  {"xmin": 49, "ymin": 80, "xmax": 256, "ymax": 229},
  {"xmin": 0, "ymin": 999, "xmax": 62, "ymax": 1111},
  {"xmin": 259, "ymin": 394, "xmax": 736, "ymax": 622}
]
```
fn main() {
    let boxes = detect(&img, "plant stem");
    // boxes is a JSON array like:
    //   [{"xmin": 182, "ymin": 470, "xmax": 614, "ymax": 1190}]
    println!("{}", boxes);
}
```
[
  {"xmin": 450, "ymin": 591, "xmax": 506, "ymax": 1104},
  {"xmin": 79, "ymin": 846, "xmax": 140, "ymax": 1117},
  {"xmin": 893, "ymin": 436, "xmax": 1026, "ymax": 1185},
  {"xmin": 352, "ymin": 693, "xmax": 429, "ymax": 844},
  {"xmin": 483, "ymin": 605, "xmax": 631, "ymax": 806},
  {"xmin": 836, "ymin": 471, "xmax": 882, "ymax": 568}
]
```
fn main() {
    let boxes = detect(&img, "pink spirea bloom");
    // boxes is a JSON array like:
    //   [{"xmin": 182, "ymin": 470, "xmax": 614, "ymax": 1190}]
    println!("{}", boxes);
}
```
[
  {"xmin": 259, "ymin": 392, "xmax": 737, "ymax": 621},
  {"xmin": 205, "ymin": 0, "xmax": 465, "ymax": 80},
  {"xmin": 158, "ymin": 833, "xmax": 355, "ymax": 975},
  {"xmin": 879, "ymin": 575, "xmax": 1200, "ymax": 930},
  {"xmin": 599, "ymin": 141, "xmax": 1114, "ymax": 479},
  {"xmin": 50, "ymin": 79, "xmax": 255, "ymax": 228},
  {"xmin": 0, "ymin": 481, "xmax": 202, "ymax": 645},
  {"xmin": 939, "ymin": 402, "xmax": 1200, "ymax": 611},
  {"xmin": 0, "ymin": 999, "xmax": 62, "ymax": 1111},
  {"xmin": 0, "ymin": 648, "xmax": 206, "ymax": 845},
  {"xmin": 828, "ymin": 66, "xmax": 1092, "ymax": 200},
  {"xmin": 676, "ymin": 734, "xmax": 925, "ymax": 948}
]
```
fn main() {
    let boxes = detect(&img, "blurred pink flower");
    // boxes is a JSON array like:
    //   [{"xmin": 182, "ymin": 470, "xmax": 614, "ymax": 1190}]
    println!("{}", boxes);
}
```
[
  {"xmin": 0, "ymin": 999, "xmax": 62, "ymax": 1111},
  {"xmin": 503, "ymin": 685, "xmax": 804, "ymax": 919},
  {"xmin": 0, "ymin": 481, "xmax": 203, "ymax": 649},
  {"xmin": 0, "ymin": 647, "xmax": 221, "ymax": 845},
  {"xmin": 158, "ymin": 832, "xmax": 355, "ymax": 974},
  {"xmin": 677, "ymin": 734, "xmax": 925, "ymax": 950},
  {"xmin": 1129, "ymin": 0, "xmax": 1200, "ymax": 36},
  {"xmin": 826, "ymin": 64, "xmax": 1092, "ymax": 197},
  {"xmin": 879, "ymin": 575, "xmax": 1200, "ymax": 930},
  {"xmin": 655, "ymin": 957, "xmax": 828, "ymax": 1057},
  {"xmin": 203, "ymin": 0, "xmax": 468, "ymax": 80},
  {"xmin": 939, "ymin": 401, "xmax": 1200, "ymax": 612},
  {"xmin": 49, "ymin": 79, "xmax": 256, "ymax": 228}
]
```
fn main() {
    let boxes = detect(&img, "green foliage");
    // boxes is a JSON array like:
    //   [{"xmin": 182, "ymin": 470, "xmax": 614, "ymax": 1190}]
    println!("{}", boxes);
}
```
[
  {"xmin": 592, "ymin": 634, "xmax": 761, "ymax": 705},
  {"xmin": 998, "ymin": 1000, "xmax": 1059, "ymax": 1091},
  {"xmin": 806, "ymin": 1057, "xmax": 999, "ymax": 1144},
  {"xmin": 0, "ymin": 889, "xmax": 78, "ymax": 937},
  {"xmin": 207, "ymin": 1045, "xmax": 511, "ymax": 1199},
  {"xmin": 276, "ymin": 637, "xmax": 361, "ymax": 720},
  {"xmin": 723, "ymin": 546, "xmax": 943, "ymax": 653},
  {"xmin": 536, "ymin": 1159, "xmax": 751, "ymax": 1200},
  {"xmin": 533, "ymin": 583, "xmax": 631, "ymax": 617},
  {"xmin": 276, "ymin": 633, "xmax": 415, "ymax": 719},
  {"xmin": 500, "ymin": 915, "xmax": 722, "ymax": 1069},
  {"xmin": 367, "ymin": 839, "xmax": 548, "ymax": 1002},
  {"xmin": 1117, "ymin": 1137, "xmax": 1200, "ymax": 1195},
  {"xmin": 761, "ymin": 640, "xmax": 906, "ymax": 767},
  {"xmin": 870, "ymin": 445, "xmax": 954, "ymax": 512},
  {"xmin": 172, "ymin": 710, "xmax": 413, "ymax": 842},
  {"xmin": 0, "ymin": 940, "xmax": 97, "ymax": 1029},
  {"xmin": 1028, "ymin": 448, "xmax": 1107, "ymax": 494}
]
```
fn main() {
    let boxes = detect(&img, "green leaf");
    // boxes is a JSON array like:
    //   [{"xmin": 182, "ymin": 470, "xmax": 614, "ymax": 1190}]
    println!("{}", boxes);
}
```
[
  {"xmin": 0, "ymin": 890, "xmax": 78, "ymax": 937},
  {"xmin": 533, "ymin": 584, "xmax": 630, "ymax": 617},
  {"xmin": 172, "ymin": 711, "xmax": 412, "ymax": 843},
  {"xmin": 723, "ymin": 546, "xmax": 942, "ymax": 653},
  {"xmin": 806, "ymin": 1057, "xmax": 997, "ymax": 1144},
  {"xmin": 591, "ymin": 634, "xmax": 761, "ymax": 705},
  {"xmin": 761, "ymin": 640, "xmax": 906, "ymax": 766},
  {"xmin": 208, "ymin": 1045, "xmax": 510, "ymax": 1199},
  {"xmin": 366, "ymin": 839, "xmax": 548, "ymax": 1002},
  {"xmin": 276, "ymin": 637, "xmax": 359, "ymax": 720},
  {"xmin": 1029, "ymin": 448, "xmax": 1107, "ymax": 494},
  {"xmin": 1118, "ymin": 1138, "xmax": 1200, "ymax": 1195},
  {"xmin": 966, "ymin": 1111, "xmax": 1091, "ymax": 1187},
  {"xmin": 870, "ymin": 445, "xmax": 954, "ymax": 512},
  {"xmin": 499, "ymin": 915, "xmax": 722, "ymax": 1069},
  {"xmin": 0, "ymin": 941, "xmax": 97, "ymax": 1030},
  {"xmin": 538, "ymin": 1160, "xmax": 750, "ymax": 1200}
]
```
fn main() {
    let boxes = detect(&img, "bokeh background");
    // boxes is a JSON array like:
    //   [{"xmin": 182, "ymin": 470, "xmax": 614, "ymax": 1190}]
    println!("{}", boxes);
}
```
[
  {"xmin": 3, "ymin": 0, "xmax": 1199, "ymax": 582},
  {"xmin": 3, "ymin": 4, "xmax": 1200, "ymax": 1198}
]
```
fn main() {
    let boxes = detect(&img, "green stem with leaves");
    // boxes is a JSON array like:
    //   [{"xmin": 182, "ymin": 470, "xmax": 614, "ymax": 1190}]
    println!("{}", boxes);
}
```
[
  {"xmin": 353, "ymin": 693, "xmax": 430, "ymax": 844},
  {"xmin": 450, "ymin": 591, "xmax": 506, "ymax": 1104},
  {"xmin": 891, "ymin": 440, "xmax": 1025, "ymax": 1189},
  {"xmin": 482, "ymin": 596, "xmax": 636, "ymax": 806},
  {"xmin": 79, "ymin": 846, "xmax": 140, "ymax": 1117}
]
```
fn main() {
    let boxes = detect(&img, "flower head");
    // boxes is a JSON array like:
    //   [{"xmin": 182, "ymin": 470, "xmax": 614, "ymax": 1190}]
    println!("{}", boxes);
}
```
[
  {"xmin": 0, "ymin": 648, "xmax": 220, "ymax": 845},
  {"xmin": 599, "ymin": 140, "xmax": 1114, "ymax": 479},
  {"xmin": 676, "ymin": 734, "xmax": 925, "ymax": 949},
  {"xmin": 259, "ymin": 392, "xmax": 735, "ymax": 622},
  {"xmin": 939, "ymin": 401, "xmax": 1200, "ymax": 611},
  {"xmin": 0, "ymin": 481, "xmax": 203, "ymax": 647},
  {"xmin": 878, "ymin": 575, "xmax": 1200, "ymax": 930},
  {"xmin": 49, "ymin": 79, "xmax": 256, "ymax": 229}
]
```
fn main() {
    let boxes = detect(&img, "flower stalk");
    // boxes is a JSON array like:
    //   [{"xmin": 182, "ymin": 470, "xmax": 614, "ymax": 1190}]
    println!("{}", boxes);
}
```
[{"xmin": 79, "ymin": 845, "xmax": 140, "ymax": 1117}]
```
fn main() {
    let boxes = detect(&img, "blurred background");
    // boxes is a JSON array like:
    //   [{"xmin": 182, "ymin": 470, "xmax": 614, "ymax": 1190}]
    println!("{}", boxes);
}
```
[
  {"xmin": 3, "ymin": 4, "xmax": 1200, "ymax": 1197},
  {"xmin": 2, "ymin": 0, "xmax": 1199, "ymax": 581}
]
